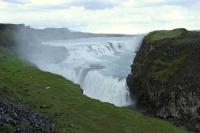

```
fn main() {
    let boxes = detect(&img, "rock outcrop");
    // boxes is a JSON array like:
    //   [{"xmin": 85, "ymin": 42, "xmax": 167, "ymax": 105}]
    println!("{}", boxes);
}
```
[
  {"xmin": 127, "ymin": 28, "xmax": 200, "ymax": 132},
  {"xmin": 0, "ymin": 100, "xmax": 55, "ymax": 133}
]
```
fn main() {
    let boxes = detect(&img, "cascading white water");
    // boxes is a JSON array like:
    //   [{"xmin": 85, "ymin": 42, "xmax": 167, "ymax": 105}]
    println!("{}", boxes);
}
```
[{"xmin": 26, "ymin": 36, "xmax": 144, "ymax": 107}]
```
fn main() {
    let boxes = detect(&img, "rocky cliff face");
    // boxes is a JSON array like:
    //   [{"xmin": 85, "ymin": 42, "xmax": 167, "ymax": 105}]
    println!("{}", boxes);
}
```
[
  {"xmin": 127, "ymin": 28, "xmax": 200, "ymax": 132},
  {"xmin": 0, "ymin": 24, "xmax": 25, "ymax": 48}
]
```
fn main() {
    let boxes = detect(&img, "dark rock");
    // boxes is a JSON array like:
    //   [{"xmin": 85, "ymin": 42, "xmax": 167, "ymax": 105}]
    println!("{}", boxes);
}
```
[
  {"xmin": 40, "ymin": 105, "xmax": 48, "ymax": 109},
  {"xmin": 0, "ymin": 101, "xmax": 56, "ymax": 133}
]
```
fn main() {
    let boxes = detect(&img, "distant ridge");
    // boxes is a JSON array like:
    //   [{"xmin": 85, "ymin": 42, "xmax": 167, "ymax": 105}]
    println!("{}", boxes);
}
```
[{"xmin": 0, "ymin": 23, "xmax": 134, "ymax": 41}]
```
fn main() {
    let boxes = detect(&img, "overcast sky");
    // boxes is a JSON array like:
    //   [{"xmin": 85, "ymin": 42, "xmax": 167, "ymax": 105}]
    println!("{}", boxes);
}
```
[{"xmin": 0, "ymin": 0, "xmax": 199, "ymax": 34}]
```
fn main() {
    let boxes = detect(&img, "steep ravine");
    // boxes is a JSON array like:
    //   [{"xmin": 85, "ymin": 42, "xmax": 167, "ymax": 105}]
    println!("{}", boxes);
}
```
[{"xmin": 127, "ymin": 28, "xmax": 200, "ymax": 132}]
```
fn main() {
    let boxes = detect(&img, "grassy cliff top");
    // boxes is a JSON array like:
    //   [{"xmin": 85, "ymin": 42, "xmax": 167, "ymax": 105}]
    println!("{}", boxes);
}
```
[
  {"xmin": 132, "ymin": 28, "xmax": 200, "ymax": 84},
  {"xmin": 144, "ymin": 28, "xmax": 189, "ymax": 44}
]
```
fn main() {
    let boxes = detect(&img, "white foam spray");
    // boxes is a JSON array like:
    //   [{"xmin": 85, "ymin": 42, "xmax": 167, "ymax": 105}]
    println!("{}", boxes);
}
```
[{"xmin": 26, "ymin": 36, "xmax": 144, "ymax": 106}]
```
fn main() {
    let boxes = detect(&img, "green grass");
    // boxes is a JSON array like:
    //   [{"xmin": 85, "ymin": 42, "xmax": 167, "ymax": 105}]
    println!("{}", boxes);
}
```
[
  {"xmin": 144, "ymin": 28, "xmax": 189, "ymax": 44},
  {"xmin": 0, "ymin": 46, "xmax": 187, "ymax": 133}
]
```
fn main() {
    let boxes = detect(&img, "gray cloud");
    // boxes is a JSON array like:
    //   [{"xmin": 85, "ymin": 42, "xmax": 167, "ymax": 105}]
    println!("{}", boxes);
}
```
[
  {"xmin": 135, "ymin": 0, "xmax": 198, "ymax": 8},
  {"xmin": 1, "ymin": 0, "xmax": 119, "ymax": 10},
  {"xmin": 40, "ymin": 0, "xmax": 119, "ymax": 11},
  {"xmin": 0, "ymin": 0, "xmax": 29, "ymax": 4},
  {"xmin": 0, "ymin": 0, "xmax": 199, "ymax": 34},
  {"xmin": 69, "ymin": 0, "xmax": 118, "ymax": 10}
]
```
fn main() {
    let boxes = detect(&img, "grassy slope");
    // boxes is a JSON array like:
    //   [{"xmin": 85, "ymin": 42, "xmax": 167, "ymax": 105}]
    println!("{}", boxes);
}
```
[{"xmin": 0, "ymin": 46, "xmax": 187, "ymax": 133}]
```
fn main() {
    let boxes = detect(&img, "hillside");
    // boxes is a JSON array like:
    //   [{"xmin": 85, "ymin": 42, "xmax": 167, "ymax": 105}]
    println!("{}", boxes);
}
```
[{"xmin": 127, "ymin": 28, "xmax": 200, "ymax": 132}]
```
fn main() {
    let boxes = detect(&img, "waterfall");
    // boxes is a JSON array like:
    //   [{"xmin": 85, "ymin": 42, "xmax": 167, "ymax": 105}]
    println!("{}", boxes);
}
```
[{"xmin": 26, "ymin": 36, "xmax": 144, "ymax": 107}]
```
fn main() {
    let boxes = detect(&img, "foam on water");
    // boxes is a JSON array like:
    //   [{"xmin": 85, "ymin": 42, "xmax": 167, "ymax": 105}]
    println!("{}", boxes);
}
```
[{"xmin": 29, "ymin": 36, "xmax": 144, "ymax": 106}]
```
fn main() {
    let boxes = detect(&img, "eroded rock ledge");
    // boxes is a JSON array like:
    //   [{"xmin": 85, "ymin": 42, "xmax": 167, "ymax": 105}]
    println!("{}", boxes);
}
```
[{"xmin": 127, "ymin": 28, "xmax": 200, "ymax": 132}]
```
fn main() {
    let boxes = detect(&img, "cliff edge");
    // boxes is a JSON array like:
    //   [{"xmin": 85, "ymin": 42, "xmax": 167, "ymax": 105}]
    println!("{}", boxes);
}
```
[{"xmin": 127, "ymin": 28, "xmax": 200, "ymax": 132}]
